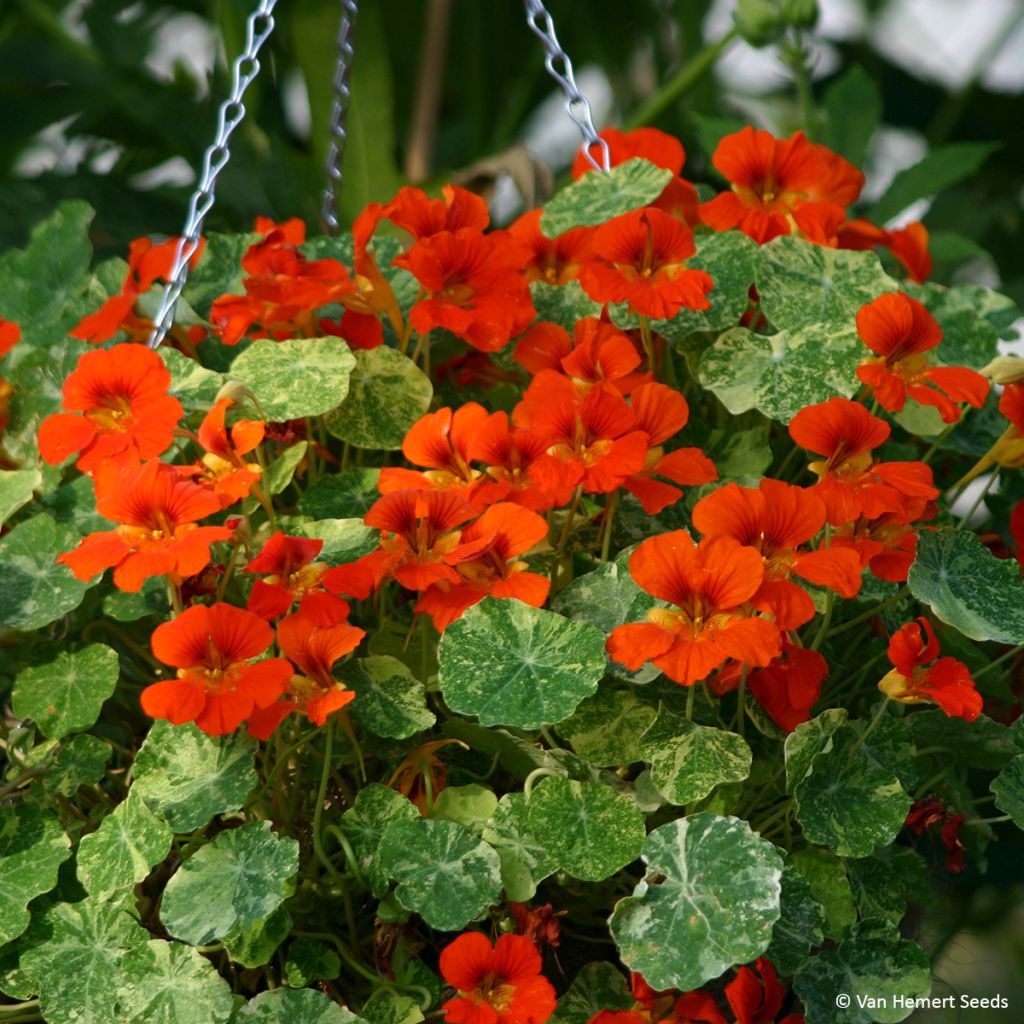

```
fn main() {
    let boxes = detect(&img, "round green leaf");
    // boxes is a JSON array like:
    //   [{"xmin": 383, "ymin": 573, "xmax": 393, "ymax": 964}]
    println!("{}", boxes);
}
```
[
  {"xmin": 638, "ymin": 710, "xmax": 752, "ymax": 805},
  {"xmin": 541, "ymin": 158, "xmax": 672, "ymax": 236},
  {"xmin": 699, "ymin": 324, "xmax": 862, "ymax": 422},
  {"xmin": 12, "ymin": 643, "xmax": 119, "ymax": 739},
  {"xmin": 991, "ymin": 753, "xmax": 1024, "ymax": 828},
  {"xmin": 340, "ymin": 784, "xmax": 420, "ymax": 898},
  {"xmin": 324, "ymin": 346, "xmax": 432, "ymax": 449},
  {"xmin": 548, "ymin": 963, "xmax": 632, "ymax": 1024},
  {"xmin": 791, "ymin": 847, "xmax": 857, "ymax": 941},
  {"xmin": 132, "ymin": 721, "xmax": 258, "ymax": 833},
  {"xmin": 765, "ymin": 862, "xmax": 827, "ymax": 976},
  {"xmin": 362, "ymin": 988, "xmax": 424, "ymax": 1024},
  {"xmin": 378, "ymin": 817, "xmax": 502, "ymax": 930},
  {"xmin": 609, "ymin": 813, "xmax": 783, "ymax": 991},
  {"xmin": 345, "ymin": 655, "xmax": 435, "ymax": 739},
  {"xmin": 284, "ymin": 938, "xmax": 341, "ymax": 987},
  {"xmin": 756, "ymin": 236, "xmax": 897, "ymax": 331},
  {"xmin": 527, "ymin": 777, "xmax": 645, "ymax": 882},
  {"xmin": 229, "ymin": 337, "xmax": 356, "ymax": 420},
  {"xmin": 300, "ymin": 467, "xmax": 380, "ymax": 519},
  {"xmin": 794, "ymin": 726, "xmax": 911, "ymax": 858},
  {"xmin": 77, "ymin": 791, "xmax": 173, "ymax": 896},
  {"xmin": 0, "ymin": 804, "xmax": 71, "ymax": 946},
  {"xmin": 530, "ymin": 281, "xmax": 602, "ymax": 333},
  {"xmin": 30, "ymin": 734, "xmax": 111, "ymax": 798},
  {"xmin": 115, "ymin": 940, "xmax": 235, "ymax": 1024},
  {"xmin": 161, "ymin": 821, "xmax": 299, "ymax": 945},
  {"xmin": 292, "ymin": 517, "xmax": 377, "ymax": 565},
  {"xmin": 432, "ymin": 784, "xmax": 499, "ymax": 833},
  {"xmin": 159, "ymin": 347, "xmax": 225, "ymax": 412},
  {"xmin": 794, "ymin": 919, "xmax": 931, "ymax": 1024},
  {"xmin": 908, "ymin": 527, "xmax": 1024, "ymax": 643},
  {"xmin": 265, "ymin": 442, "xmax": 308, "ymax": 495},
  {"xmin": 223, "ymin": 906, "xmax": 293, "ymax": 968},
  {"xmin": 557, "ymin": 689, "xmax": 658, "ymax": 766},
  {"xmin": 481, "ymin": 793, "xmax": 557, "ymax": 902},
  {"xmin": 20, "ymin": 895, "xmax": 150, "ymax": 1024},
  {"xmin": 0, "ymin": 515, "xmax": 92, "ymax": 631},
  {"xmin": 235, "ymin": 988, "xmax": 362, "ymax": 1023},
  {"xmin": 0, "ymin": 468, "xmax": 41, "ymax": 527},
  {"xmin": 785, "ymin": 709, "xmax": 849, "ymax": 792},
  {"xmin": 439, "ymin": 598, "xmax": 606, "ymax": 730}
]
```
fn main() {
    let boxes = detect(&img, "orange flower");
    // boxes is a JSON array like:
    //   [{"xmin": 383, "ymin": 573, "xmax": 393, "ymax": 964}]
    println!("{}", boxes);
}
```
[
  {"xmin": 700, "ymin": 127, "xmax": 862, "ymax": 245},
  {"xmin": 623, "ymin": 383, "xmax": 718, "ymax": 515},
  {"xmin": 384, "ymin": 184, "xmax": 490, "ymax": 240},
  {"xmin": 415, "ymin": 503, "xmax": 550, "ymax": 631},
  {"xmin": 247, "ymin": 602, "xmax": 364, "ymax": 739},
  {"xmin": 141, "ymin": 603, "xmax": 293, "ymax": 735},
  {"xmin": 507, "ymin": 209, "xmax": 594, "ymax": 285},
  {"xmin": 518, "ymin": 377, "xmax": 649, "ymax": 495},
  {"xmin": 607, "ymin": 531, "xmax": 782, "ymax": 686},
  {"xmin": 724, "ymin": 959, "xmax": 786, "ymax": 1024},
  {"xmin": 439, "ymin": 932, "xmax": 556, "ymax": 1024},
  {"xmin": 580, "ymin": 208, "xmax": 713, "ymax": 319},
  {"xmin": 72, "ymin": 236, "xmax": 203, "ymax": 343},
  {"xmin": 378, "ymin": 403, "xmax": 490, "ymax": 501},
  {"xmin": 182, "ymin": 398, "xmax": 265, "ymax": 507},
  {"xmin": 855, "ymin": 292, "xmax": 988, "ymax": 422},
  {"xmin": 829, "ymin": 497, "xmax": 935, "ymax": 584},
  {"xmin": 837, "ymin": 220, "xmax": 933, "ymax": 283},
  {"xmin": 744, "ymin": 643, "xmax": 829, "ymax": 733},
  {"xmin": 692, "ymin": 479, "xmax": 861, "ymax": 629},
  {"xmin": 879, "ymin": 618, "xmax": 982, "ymax": 721},
  {"xmin": 38, "ymin": 344, "xmax": 183, "ymax": 474},
  {"xmin": 0, "ymin": 319, "xmax": 19, "ymax": 360},
  {"xmin": 58, "ymin": 460, "xmax": 231, "ymax": 591},
  {"xmin": 396, "ymin": 229, "xmax": 535, "ymax": 352},
  {"xmin": 787, "ymin": 397, "xmax": 938, "ymax": 525},
  {"xmin": 245, "ymin": 531, "xmax": 329, "ymax": 619}
]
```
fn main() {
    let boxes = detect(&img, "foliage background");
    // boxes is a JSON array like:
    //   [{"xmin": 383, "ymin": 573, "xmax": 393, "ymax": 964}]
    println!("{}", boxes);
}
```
[{"xmin": 2, "ymin": 0, "xmax": 1024, "ymax": 1020}]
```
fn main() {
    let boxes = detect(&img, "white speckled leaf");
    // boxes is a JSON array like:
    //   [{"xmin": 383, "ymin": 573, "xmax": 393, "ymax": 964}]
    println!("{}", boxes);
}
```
[
  {"xmin": 991, "ymin": 754, "xmax": 1024, "ymax": 829},
  {"xmin": 431, "ymin": 784, "xmax": 499, "ymax": 833},
  {"xmin": 230, "ymin": 337, "xmax": 356, "ymax": 420},
  {"xmin": 908, "ymin": 527, "xmax": 1024, "ymax": 643},
  {"xmin": 765, "ymin": 862, "xmax": 827, "ymax": 976},
  {"xmin": 233, "ymin": 988, "xmax": 361, "ymax": 1023},
  {"xmin": 540, "ymin": 158, "xmax": 672, "ymax": 236},
  {"xmin": 0, "ymin": 468, "xmax": 40, "ymax": 527},
  {"xmin": 699, "ymin": 324, "xmax": 862, "ymax": 422},
  {"xmin": 439, "ymin": 598, "xmax": 606, "ymax": 729},
  {"xmin": 340, "ymin": 784, "xmax": 420, "ymax": 899},
  {"xmin": 344, "ymin": 655, "xmax": 435, "ymax": 739},
  {"xmin": 132, "ymin": 721, "xmax": 258, "ymax": 833},
  {"xmin": 361, "ymin": 987, "xmax": 424, "ymax": 1024},
  {"xmin": 222, "ymin": 906, "xmax": 292, "ymax": 968},
  {"xmin": 324, "ymin": 346, "xmax": 432, "ymax": 450},
  {"xmin": 794, "ymin": 726, "xmax": 911, "ymax": 858},
  {"xmin": 610, "ymin": 814, "xmax": 783, "ymax": 991},
  {"xmin": 114, "ymin": 940, "xmax": 235, "ymax": 1024},
  {"xmin": 77, "ymin": 791, "xmax": 173, "ymax": 896},
  {"xmin": 794, "ymin": 919, "xmax": 931, "ymax": 1024},
  {"xmin": 159, "ymin": 347, "xmax": 225, "ymax": 412},
  {"xmin": 378, "ymin": 817, "xmax": 502, "ymax": 930},
  {"xmin": 481, "ymin": 793, "xmax": 557, "ymax": 902},
  {"xmin": 791, "ymin": 848, "xmax": 857, "ymax": 941},
  {"xmin": 291, "ymin": 517, "xmax": 377, "ymax": 565},
  {"xmin": 530, "ymin": 281, "xmax": 603, "ymax": 333},
  {"xmin": 0, "ymin": 515, "xmax": 92, "ymax": 631},
  {"xmin": 548, "ymin": 963, "xmax": 633, "ymax": 1024},
  {"xmin": 638, "ymin": 709, "xmax": 752, "ymax": 805},
  {"xmin": 756, "ymin": 236, "xmax": 897, "ymax": 331},
  {"xmin": 0, "ymin": 804, "xmax": 71, "ymax": 946},
  {"xmin": 161, "ymin": 821, "xmax": 299, "ymax": 945},
  {"xmin": 785, "ymin": 709, "xmax": 849, "ymax": 792},
  {"xmin": 265, "ymin": 442, "xmax": 307, "ymax": 495},
  {"xmin": 12, "ymin": 643, "xmax": 119, "ymax": 739},
  {"xmin": 20, "ymin": 894, "xmax": 149, "ymax": 1024},
  {"xmin": 557, "ymin": 689, "xmax": 658, "ymax": 766},
  {"xmin": 527, "ymin": 777, "xmax": 645, "ymax": 882}
]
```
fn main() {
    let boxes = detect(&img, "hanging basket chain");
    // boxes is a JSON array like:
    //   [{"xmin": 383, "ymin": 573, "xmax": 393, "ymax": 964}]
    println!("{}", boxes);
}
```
[
  {"xmin": 522, "ymin": 0, "xmax": 610, "ymax": 173},
  {"xmin": 321, "ymin": 0, "xmax": 359, "ymax": 233},
  {"xmin": 147, "ymin": 0, "xmax": 280, "ymax": 349}
]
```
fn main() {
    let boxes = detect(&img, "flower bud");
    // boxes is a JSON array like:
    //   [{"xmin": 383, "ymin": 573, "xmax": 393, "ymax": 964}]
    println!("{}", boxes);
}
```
[
  {"xmin": 781, "ymin": 0, "xmax": 819, "ymax": 28},
  {"xmin": 735, "ymin": 0, "xmax": 783, "ymax": 46},
  {"xmin": 981, "ymin": 355, "xmax": 1024, "ymax": 385}
]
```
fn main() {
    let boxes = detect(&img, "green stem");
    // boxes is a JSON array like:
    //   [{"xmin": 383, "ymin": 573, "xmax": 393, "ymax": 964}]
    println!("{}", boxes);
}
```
[
  {"xmin": 523, "ymin": 766, "xmax": 562, "ymax": 801},
  {"xmin": 685, "ymin": 683, "xmax": 696, "ymax": 722},
  {"xmin": 781, "ymin": 30, "xmax": 817, "ymax": 137},
  {"xmin": 972, "ymin": 643, "xmax": 1024, "ymax": 681},
  {"xmin": 955, "ymin": 471, "xmax": 998, "ymax": 530},
  {"xmin": 600, "ymin": 491, "xmax": 619, "ymax": 562},
  {"xmin": 827, "ymin": 588, "xmax": 910, "ymax": 638},
  {"xmin": 974, "ymin": 814, "xmax": 1012, "ymax": 825},
  {"xmin": 851, "ymin": 699, "xmax": 890, "ymax": 754},
  {"xmin": 626, "ymin": 27, "xmax": 739, "ymax": 128},
  {"xmin": 920, "ymin": 421, "xmax": 958, "ymax": 466},
  {"xmin": 638, "ymin": 315, "xmax": 657, "ymax": 374},
  {"xmin": 312, "ymin": 721, "xmax": 341, "ymax": 879}
]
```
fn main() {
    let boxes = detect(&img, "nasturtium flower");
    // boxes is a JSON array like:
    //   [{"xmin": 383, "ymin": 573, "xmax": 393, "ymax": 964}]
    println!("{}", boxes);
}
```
[
  {"xmin": 397, "ymin": 229, "xmax": 535, "ymax": 352},
  {"xmin": 725, "ymin": 958, "xmax": 804, "ymax": 1024},
  {"xmin": 245, "ymin": 531, "xmax": 329, "ymax": 619},
  {"xmin": 700, "ymin": 127, "xmax": 862, "ymax": 245},
  {"xmin": 744, "ymin": 642, "xmax": 829, "ymax": 733},
  {"xmin": 905, "ymin": 797, "xmax": 968, "ymax": 873},
  {"xmin": 507, "ymin": 209, "xmax": 594, "ymax": 285},
  {"xmin": 0, "ymin": 318, "xmax": 19, "ymax": 359},
  {"xmin": 58, "ymin": 460, "xmax": 231, "ymax": 592},
  {"xmin": 415, "ymin": 502, "xmax": 550, "ymax": 631},
  {"xmin": 439, "ymin": 932, "xmax": 556, "ymax": 1024},
  {"xmin": 38, "ymin": 343, "xmax": 183, "ymax": 474},
  {"xmin": 692, "ymin": 479, "xmax": 861, "ymax": 629},
  {"xmin": 607, "ymin": 531, "xmax": 782, "ymax": 686},
  {"xmin": 141, "ymin": 602, "xmax": 293, "ymax": 735},
  {"xmin": 879, "ymin": 618, "xmax": 982, "ymax": 721},
  {"xmin": 579, "ymin": 207, "xmax": 713, "ymax": 319},
  {"xmin": 384, "ymin": 184, "xmax": 490, "ymax": 240},
  {"xmin": 183, "ymin": 397, "xmax": 265, "ymax": 507},
  {"xmin": 855, "ymin": 292, "xmax": 988, "ymax": 422},
  {"xmin": 787, "ymin": 397, "xmax": 938, "ymax": 525}
]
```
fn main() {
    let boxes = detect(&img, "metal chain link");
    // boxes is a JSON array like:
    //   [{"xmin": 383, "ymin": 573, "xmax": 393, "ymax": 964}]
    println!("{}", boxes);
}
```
[
  {"xmin": 523, "ymin": 0, "xmax": 610, "ymax": 173},
  {"xmin": 321, "ymin": 0, "xmax": 359, "ymax": 233},
  {"xmin": 147, "ymin": 0, "xmax": 280, "ymax": 349}
]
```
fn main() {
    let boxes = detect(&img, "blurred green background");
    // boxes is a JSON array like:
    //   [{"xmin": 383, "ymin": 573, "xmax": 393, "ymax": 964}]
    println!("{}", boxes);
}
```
[{"xmin": 2, "ymin": 1, "xmax": 1024, "ymax": 1019}]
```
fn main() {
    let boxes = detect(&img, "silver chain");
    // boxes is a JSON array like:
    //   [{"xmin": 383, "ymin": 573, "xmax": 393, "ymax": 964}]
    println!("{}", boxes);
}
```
[
  {"xmin": 523, "ymin": 0, "xmax": 610, "ymax": 173},
  {"xmin": 321, "ymin": 0, "xmax": 359, "ymax": 233},
  {"xmin": 147, "ymin": 0, "xmax": 280, "ymax": 349}
]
